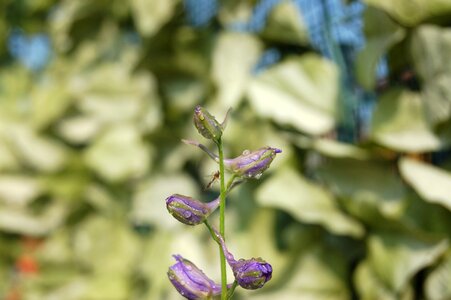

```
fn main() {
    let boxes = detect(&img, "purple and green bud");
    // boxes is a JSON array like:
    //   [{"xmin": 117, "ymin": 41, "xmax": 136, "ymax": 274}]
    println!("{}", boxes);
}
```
[
  {"xmin": 214, "ymin": 229, "xmax": 273, "ymax": 290},
  {"xmin": 193, "ymin": 106, "xmax": 223, "ymax": 142},
  {"xmin": 168, "ymin": 255, "xmax": 223, "ymax": 299},
  {"xmin": 166, "ymin": 194, "xmax": 219, "ymax": 226},
  {"xmin": 229, "ymin": 258, "xmax": 272, "ymax": 290},
  {"xmin": 182, "ymin": 140, "xmax": 282, "ymax": 180},
  {"xmin": 224, "ymin": 147, "xmax": 282, "ymax": 179}
]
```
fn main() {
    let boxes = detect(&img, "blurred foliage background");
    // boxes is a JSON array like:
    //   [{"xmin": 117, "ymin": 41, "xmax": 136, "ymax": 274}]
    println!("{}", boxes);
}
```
[{"xmin": 1, "ymin": 0, "xmax": 451, "ymax": 299}]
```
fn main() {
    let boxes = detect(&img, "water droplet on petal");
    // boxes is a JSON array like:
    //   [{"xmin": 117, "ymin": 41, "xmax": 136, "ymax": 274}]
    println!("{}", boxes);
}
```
[
  {"xmin": 242, "ymin": 149, "xmax": 250, "ymax": 155},
  {"xmin": 184, "ymin": 211, "xmax": 192, "ymax": 218}
]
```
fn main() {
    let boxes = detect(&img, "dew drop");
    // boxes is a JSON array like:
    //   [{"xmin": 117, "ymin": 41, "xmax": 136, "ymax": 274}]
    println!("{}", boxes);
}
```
[
  {"xmin": 242, "ymin": 149, "xmax": 250, "ymax": 155},
  {"xmin": 184, "ymin": 211, "xmax": 192, "ymax": 218}
]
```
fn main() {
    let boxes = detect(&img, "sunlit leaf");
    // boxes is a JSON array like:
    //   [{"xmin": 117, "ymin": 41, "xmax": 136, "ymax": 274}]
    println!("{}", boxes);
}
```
[
  {"xmin": 7, "ymin": 124, "xmax": 68, "ymax": 172},
  {"xmin": 73, "ymin": 216, "xmax": 139, "ymax": 274},
  {"xmin": 0, "ymin": 203, "xmax": 67, "ymax": 236},
  {"xmin": 411, "ymin": 25, "xmax": 451, "ymax": 126},
  {"xmin": 318, "ymin": 158, "xmax": 406, "ymax": 221},
  {"xmin": 399, "ymin": 157, "xmax": 451, "ymax": 211},
  {"xmin": 364, "ymin": 0, "xmax": 451, "ymax": 26},
  {"xmin": 212, "ymin": 32, "xmax": 262, "ymax": 109},
  {"xmin": 312, "ymin": 138, "xmax": 371, "ymax": 160},
  {"xmin": 84, "ymin": 124, "xmax": 152, "ymax": 182},
  {"xmin": 0, "ymin": 176, "xmax": 42, "ymax": 206},
  {"xmin": 370, "ymin": 88, "xmax": 441, "ymax": 152},
  {"xmin": 262, "ymin": 1, "xmax": 309, "ymax": 45},
  {"xmin": 368, "ymin": 231, "xmax": 448, "ymax": 292},
  {"xmin": 354, "ymin": 260, "xmax": 413, "ymax": 300},
  {"xmin": 131, "ymin": 173, "xmax": 199, "ymax": 228},
  {"xmin": 248, "ymin": 242, "xmax": 350, "ymax": 300},
  {"xmin": 247, "ymin": 54, "xmax": 338, "ymax": 135},
  {"xmin": 356, "ymin": 7, "xmax": 405, "ymax": 90},
  {"xmin": 256, "ymin": 168, "xmax": 364, "ymax": 238},
  {"xmin": 131, "ymin": 0, "xmax": 177, "ymax": 37},
  {"xmin": 31, "ymin": 81, "xmax": 71, "ymax": 130},
  {"xmin": 425, "ymin": 251, "xmax": 451, "ymax": 300}
]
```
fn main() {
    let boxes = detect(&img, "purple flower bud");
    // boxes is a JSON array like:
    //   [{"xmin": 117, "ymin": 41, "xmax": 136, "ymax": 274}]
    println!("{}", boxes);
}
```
[
  {"xmin": 229, "ymin": 258, "xmax": 272, "ymax": 290},
  {"xmin": 224, "ymin": 147, "xmax": 282, "ymax": 179},
  {"xmin": 214, "ymin": 229, "xmax": 273, "ymax": 290},
  {"xmin": 193, "ymin": 105, "xmax": 223, "ymax": 142},
  {"xmin": 166, "ymin": 194, "xmax": 219, "ymax": 226},
  {"xmin": 168, "ymin": 255, "xmax": 223, "ymax": 299}
]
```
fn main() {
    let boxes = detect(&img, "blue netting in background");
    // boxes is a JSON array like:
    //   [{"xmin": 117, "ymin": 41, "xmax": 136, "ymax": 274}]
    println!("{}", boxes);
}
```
[{"xmin": 184, "ymin": 0, "xmax": 383, "ymax": 142}]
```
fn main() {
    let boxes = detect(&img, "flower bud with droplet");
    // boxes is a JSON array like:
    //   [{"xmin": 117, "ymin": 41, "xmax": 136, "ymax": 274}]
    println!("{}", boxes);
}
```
[
  {"xmin": 228, "ymin": 257, "xmax": 272, "ymax": 290},
  {"xmin": 166, "ymin": 194, "xmax": 219, "ymax": 226},
  {"xmin": 224, "ymin": 147, "xmax": 282, "ymax": 179},
  {"xmin": 213, "ymin": 228, "xmax": 273, "ymax": 290},
  {"xmin": 193, "ymin": 105, "xmax": 223, "ymax": 142},
  {"xmin": 168, "ymin": 255, "xmax": 223, "ymax": 299}
]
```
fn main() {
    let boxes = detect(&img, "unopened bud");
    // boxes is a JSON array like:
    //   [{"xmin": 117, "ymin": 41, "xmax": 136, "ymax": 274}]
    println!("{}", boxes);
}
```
[
  {"xmin": 230, "ymin": 257, "xmax": 272, "ymax": 290},
  {"xmin": 166, "ymin": 194, "xmax": 219, "ymax": 226},
  {"xmin": 213, "ymin": 228, "xmax": 273, "ymax": 290},
  {"xmin": 193, "ymin": 106, "xmax": 223, "ymax": 142},
  {"xmin": 168, "ymin": 255, "xmax": 223, "ymax": 299},
  {"xmin": 225, "ymin": 147, "xmax": 282, "ymax": 179}
]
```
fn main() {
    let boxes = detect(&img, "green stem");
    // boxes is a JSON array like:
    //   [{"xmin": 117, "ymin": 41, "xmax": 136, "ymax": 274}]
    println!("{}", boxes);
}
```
[
  {"xmin": 204, "ymin": 220, "xmax": 220, "ymax": 245},
  {"xmin": 226, "ymin": 281, "xmax": 238, "ymax": 300},
  {"xmin": 217, "ymin": 138, "xmax": 227, "ymax": 300}
]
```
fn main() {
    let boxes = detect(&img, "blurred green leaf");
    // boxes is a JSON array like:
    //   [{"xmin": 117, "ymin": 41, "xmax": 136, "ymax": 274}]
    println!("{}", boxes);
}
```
[
  {"xmin": 364, "ymin": 0, "xmax": 451, "ymax": 26},
  {"xmin": 425, "ymin": 251, "xmax": 451, "ymax": 300},
  {"xmin": 354, "ymin": 260, "xmax": 413, "ymax": 300},
  {"xmin": 6, "ymin": 124, "xmax": 69, "ymax": 172},
  {"xmin": 256, "ymin": 168, "xmax": 364, "ymax": 238},
  {"xmin": 368, "ymin": 231, "xmax": 448, "ymax": 293},
  {"xmin": 261, "ymin": 1, "xmax": 309, "ymax": 45},
  {"xmin": 131, "ymin": 173, "xmax": 199, "ymax": 228},
  {"xmin": 312, "ymin": 138, "xmax": 371, "ymax": 160},
  {"xmin": 0, "ymin": 202, "xmax": 67, "ymax": 236},
  {"xmin": 249, "ymin": 242, "xmax": 350, "ymax": 300},
  {"xmin": 31, "ymin": 81, "xmax": 71, "ymax": 130},
  {"xmin": 84, "ymin": 124, "xmax": 152, "ymax": 182},
  {"xmin": 82, "ymin": 275, "xmax": 130, "ymax": 300},
  {"xmin": 370, "ymin": 88, "xmax": 441, "ymax": 152},
  {"xmin": 318, "ymin": 158, "xmax": 406, "ymax": 221},
  {"xmin": 356, "ymin": 7, "xmax": 405, "ymax": 90},
  {"xmin": 73, "ymin": 216, "xmax": 139, "ymax": 274},
  {"xmin": 411, "ymin": 25, "xmax": 451, "ymax": 126},
  {"xmin": 212, "ymin": 32, "xmax": 262, "ymax": 109},
  {"xmin": 0, "ymin": 176, "xmax": 42, "ymax": 206},
  {"xmin": 401, "ymin": 195, "xmax": 451, "ymax": 237},
  {"xmin": 399, "ymin": 158, "xmax": 451, "ymax": 211},
  {"xmin": 131, "ymin": 0, "xmax": 177, "ymax": 37},
  {"xmin": 247, "ymin": 54, "xmax": 338, "ymax": 135}
]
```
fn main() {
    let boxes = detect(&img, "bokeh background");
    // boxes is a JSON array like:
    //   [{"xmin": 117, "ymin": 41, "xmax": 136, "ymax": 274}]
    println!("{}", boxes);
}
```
[{"xmin": 1, "ymin": 0, "xmax": 451, "ymax": 299}]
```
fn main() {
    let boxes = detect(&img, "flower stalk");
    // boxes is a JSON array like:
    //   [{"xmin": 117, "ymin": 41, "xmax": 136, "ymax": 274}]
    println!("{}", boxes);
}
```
[
  {"xmin": 217, "ymin": 137, "xmax": 228, "ymax": 300},
  {"xmin": 166, "ymin": 105, "xmax": 280, "ymax": 299}
]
